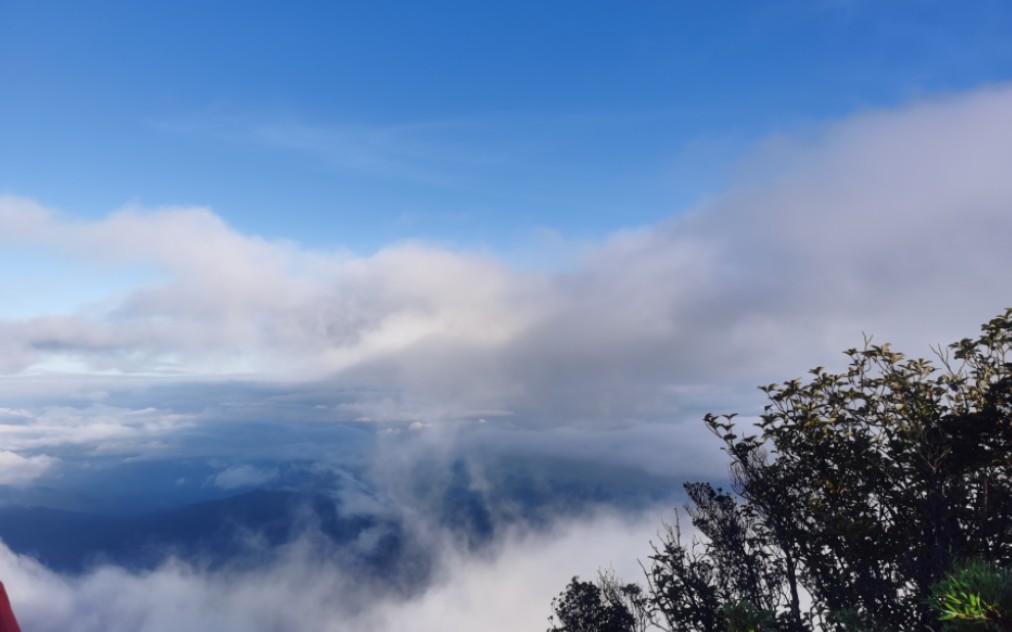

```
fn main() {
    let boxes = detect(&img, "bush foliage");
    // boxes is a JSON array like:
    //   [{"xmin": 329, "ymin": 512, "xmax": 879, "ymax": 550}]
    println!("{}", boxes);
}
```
[{"xmin": 549, "ymin": 309, "xmax": 1012, "ymax": 631}]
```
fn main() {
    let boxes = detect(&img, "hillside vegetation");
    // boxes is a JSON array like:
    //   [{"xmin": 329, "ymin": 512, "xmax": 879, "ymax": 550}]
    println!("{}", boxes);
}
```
[{"xmin": 550, "ymin": 310, "xmax": 1012, "ymax": 631}]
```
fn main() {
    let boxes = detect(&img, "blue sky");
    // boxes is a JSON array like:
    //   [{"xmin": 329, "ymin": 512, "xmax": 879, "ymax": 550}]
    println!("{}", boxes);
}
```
[{"xmin": 4, "ymin": 0, "xmax": 1012, "ymax": 253}]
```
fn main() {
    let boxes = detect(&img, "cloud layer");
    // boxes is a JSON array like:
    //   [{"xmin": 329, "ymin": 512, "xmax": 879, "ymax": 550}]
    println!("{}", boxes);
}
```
[
  {"xmin": 0, "ymin": 508, "xmax": 665, "ymax": 632},
  {"xmin": 0, "ymin": 84, "xmax": 1008, "ymax": 509},
  {"xmin": 3, "ymin": 88, "xmax": 1011, "ymax": 428},
  {"xmin": 0, "ymin": 85, "xmax": 1010, "ymax": 500}
]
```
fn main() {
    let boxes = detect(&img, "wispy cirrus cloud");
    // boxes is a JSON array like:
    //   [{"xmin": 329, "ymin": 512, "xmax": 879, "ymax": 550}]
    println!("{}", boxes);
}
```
[{"xmin": 153, "ymin": 108, "xmax": 514, "ymax": 186}]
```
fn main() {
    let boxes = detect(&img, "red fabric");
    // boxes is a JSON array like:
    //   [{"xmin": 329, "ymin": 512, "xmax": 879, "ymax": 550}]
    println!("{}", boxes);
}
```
[{"xmin": 0, "ymin": 583, "xmax": 21, "ymax": 632}]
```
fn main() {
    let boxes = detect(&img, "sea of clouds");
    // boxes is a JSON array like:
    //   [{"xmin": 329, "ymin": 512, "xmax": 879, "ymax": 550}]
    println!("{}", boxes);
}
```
[{"xmin": 1, "ymin": 84, "xmax": 1012, "ymax": 630}]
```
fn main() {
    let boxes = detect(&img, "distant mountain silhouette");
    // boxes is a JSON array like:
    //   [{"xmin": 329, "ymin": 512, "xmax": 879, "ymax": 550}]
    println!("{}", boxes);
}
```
[
  {"xmin": 0, "ymin": 455, "xmax": 682, "ymax": 589},
  {"xmin": 0, "ymin": 490, "xmax": 415, "ymax": 577}
]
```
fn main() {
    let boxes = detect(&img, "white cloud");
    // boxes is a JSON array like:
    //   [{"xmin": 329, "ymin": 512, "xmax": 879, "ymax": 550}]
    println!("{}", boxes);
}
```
[
  {"xmin": 1, "ymin": 84, "xmax": 1011, "ymax": 429},
  {"xmin": 212, "ymin": 464, "xmax": 279, "ymax": 490},
  {"xmin": 365, "ymin": 509, "xmax": 667, "ymax": 632},
  {"xmin": 0, "ymin": 508, "xmax": 668, "ymax": 632},
  {"xmin": 0, "ymin": 403, "xmax": 194, "ymax": 455},
  {"xmin": 0, "ymin": 451, "xmax": 57, "ymax": 485}
]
